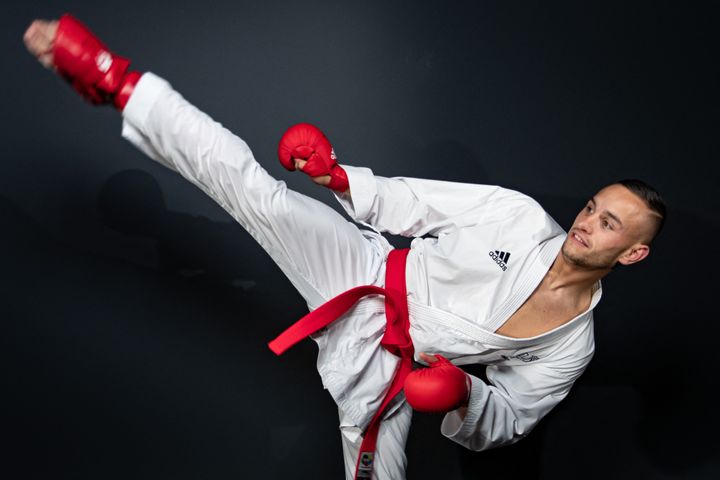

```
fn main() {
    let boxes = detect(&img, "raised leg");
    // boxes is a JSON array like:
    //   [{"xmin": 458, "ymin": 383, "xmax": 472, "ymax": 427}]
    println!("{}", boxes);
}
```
[{"xmin": 121, "ymin": 73, "xmax": 391, "ymax": 309}]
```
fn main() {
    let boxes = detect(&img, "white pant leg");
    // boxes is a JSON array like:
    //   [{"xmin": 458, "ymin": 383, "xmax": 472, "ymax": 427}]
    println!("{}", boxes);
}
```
[
  {"xmin": 121, "ymin": 74, "xmax": 402, "ymax": 476},
  {"xmin": 339, "ymin": 401, "xmax": 413, "ymax": 480},
  {"xmin": 121, "ymin": 73, "xmax": 389, "ymax": 309}
]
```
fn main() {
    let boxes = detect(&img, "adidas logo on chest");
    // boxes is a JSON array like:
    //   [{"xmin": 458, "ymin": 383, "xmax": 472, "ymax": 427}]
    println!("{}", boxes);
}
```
[{"xmin": 488, "ymin": 250, "xmax": 511, "ymax": 271}]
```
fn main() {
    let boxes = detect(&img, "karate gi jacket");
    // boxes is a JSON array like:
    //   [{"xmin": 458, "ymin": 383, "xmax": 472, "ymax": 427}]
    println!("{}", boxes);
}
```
[
  {"xmin": 120, "ymin": 73, "xmax": 601, "ymax": 453},
  {"xmin": 330, "ymin": 168, "xmax": 601, "ymax": 451}
]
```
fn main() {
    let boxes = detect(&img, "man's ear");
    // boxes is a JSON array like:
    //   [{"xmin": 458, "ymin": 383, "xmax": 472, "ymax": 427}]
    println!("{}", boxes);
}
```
[{"xmin": 617, "ymin": 244, "xmax": 650, "ymax": 265}]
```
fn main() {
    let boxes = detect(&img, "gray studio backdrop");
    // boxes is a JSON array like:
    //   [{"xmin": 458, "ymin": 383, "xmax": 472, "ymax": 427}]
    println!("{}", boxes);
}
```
[{"xmin": 3, "ymin": 1, "xmax": 718, "ymax": 479}]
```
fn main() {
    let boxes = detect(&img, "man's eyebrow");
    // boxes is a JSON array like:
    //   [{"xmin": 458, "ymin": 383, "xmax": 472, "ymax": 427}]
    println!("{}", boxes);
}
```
[{"xmin": 590, "ymin": 196, "xmax": 623, "ymax": 227}]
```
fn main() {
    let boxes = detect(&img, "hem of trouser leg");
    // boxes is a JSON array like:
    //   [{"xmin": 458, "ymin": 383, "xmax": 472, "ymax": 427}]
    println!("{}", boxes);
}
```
[{"xmin": 122, "ymin": 72, "xmax": 168, "ymax": 128}]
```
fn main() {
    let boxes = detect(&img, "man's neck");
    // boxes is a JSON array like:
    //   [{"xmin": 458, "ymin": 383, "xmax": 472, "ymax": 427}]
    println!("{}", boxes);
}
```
[{"xmin": 544, "ymin": 252, "xmax": 609, "ymax": 294}]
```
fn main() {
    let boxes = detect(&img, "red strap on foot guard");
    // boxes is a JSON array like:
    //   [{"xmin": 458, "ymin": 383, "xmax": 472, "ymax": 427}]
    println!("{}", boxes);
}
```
[{"xmin": 268, "ymin": 248, "xmax": 413, "ymax": 480}]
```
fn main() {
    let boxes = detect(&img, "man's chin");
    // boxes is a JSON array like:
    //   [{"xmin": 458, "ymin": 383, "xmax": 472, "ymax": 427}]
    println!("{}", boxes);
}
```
[{"xmin": 561, "ymin": 246, "xmax": 614, "ymax": 271}]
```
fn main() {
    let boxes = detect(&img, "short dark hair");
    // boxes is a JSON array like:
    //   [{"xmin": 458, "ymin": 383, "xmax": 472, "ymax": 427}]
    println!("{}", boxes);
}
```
[{"xmin": 616, "ymin": 179, "xmax": 667, "ymax": 242}]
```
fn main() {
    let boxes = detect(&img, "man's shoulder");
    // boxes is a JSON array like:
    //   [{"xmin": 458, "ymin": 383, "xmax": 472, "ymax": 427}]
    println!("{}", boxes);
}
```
[
  {"xmin": 542, "ymin": 314, "xmax": 596, "ymax": 368},
  {"xmin": 503, "ymin": 196, "xmax": 566, "ymax": 242}
]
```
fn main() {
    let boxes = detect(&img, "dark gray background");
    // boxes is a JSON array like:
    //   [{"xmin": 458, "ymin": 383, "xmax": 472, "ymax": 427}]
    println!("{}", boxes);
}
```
[{"xmin": 3, "ymin": 1, "xmax": 719, "ymax": 479}]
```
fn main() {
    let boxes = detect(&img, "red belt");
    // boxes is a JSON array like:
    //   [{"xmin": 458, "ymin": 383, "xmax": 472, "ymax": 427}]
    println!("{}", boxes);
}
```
[{"xmin": 268, "ymin": 248, "xmax": 413, "ymax": 480}]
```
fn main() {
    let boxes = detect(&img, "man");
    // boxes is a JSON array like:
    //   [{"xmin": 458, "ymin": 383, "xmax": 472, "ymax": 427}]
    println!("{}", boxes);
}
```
[{"xmin": 24, "ymin": 15, "xmax": 665, "ymax": 479}]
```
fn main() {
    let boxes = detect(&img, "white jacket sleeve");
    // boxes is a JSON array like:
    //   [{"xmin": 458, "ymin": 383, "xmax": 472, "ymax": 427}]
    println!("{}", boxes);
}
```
[
  {"xmin": 440, "ymin": 342, "xmax": 594, "ymax": 451},
  {"xmin": 334, "ymin": 166, "xmax": 534, "ymax": 238}
]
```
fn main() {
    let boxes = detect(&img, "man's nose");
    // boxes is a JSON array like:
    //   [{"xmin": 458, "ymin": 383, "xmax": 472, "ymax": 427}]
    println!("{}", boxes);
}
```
[{"xmin": 577, "ymin": 215, "xmax": 593, "ymax": 232}]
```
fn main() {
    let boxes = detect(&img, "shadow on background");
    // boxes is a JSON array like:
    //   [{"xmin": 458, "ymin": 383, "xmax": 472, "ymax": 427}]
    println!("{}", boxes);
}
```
[
  {"xmin": 1, "ymin": 189, "xmax": 343, "ymax": 479},
  {"xmin": 98, "ymin": 169, "xmax": 270, "ymax": 290}
]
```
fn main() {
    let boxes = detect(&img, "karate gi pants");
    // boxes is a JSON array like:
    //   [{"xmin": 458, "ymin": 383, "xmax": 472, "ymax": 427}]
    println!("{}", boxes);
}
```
[{"xmin": 121, "ymin": 73, "xmax": 412, "ymax": 479}]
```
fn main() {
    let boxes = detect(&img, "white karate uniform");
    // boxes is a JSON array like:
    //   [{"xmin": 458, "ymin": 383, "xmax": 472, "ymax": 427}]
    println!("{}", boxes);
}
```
[{"xmin": 121, "ymin": 73, "xmax": 601, "ymax": 479}]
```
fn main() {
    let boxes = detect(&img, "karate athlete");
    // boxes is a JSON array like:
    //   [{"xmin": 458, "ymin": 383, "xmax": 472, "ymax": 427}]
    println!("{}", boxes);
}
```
[{"xmin": 24, "ymin": 15, "xmax": 666, "ymax": 480}]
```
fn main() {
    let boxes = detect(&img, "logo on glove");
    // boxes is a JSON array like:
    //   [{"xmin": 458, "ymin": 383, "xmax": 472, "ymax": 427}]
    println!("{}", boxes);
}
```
[{"xmin": 95, "ymin": 50, "xmax": 112, "ymax": 73}]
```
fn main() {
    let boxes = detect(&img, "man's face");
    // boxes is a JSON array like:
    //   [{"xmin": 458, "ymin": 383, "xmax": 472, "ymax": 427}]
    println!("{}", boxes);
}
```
[{"xmin": 562, "ymin": 184, "xmax": 653, "ymax": 270}]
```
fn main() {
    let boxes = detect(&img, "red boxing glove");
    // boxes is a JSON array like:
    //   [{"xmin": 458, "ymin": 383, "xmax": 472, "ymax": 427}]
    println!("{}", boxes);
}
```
[
  {"xmin": 52, "ymin": 14, "xmax": 141, "ymax": 110},
  {"xmin": 404, "ymin": 355, "xmax": 470, "ymax": 413},
  {"xmin": 277, "ymin": 123, "xmax": 349, "ymax": 193}
]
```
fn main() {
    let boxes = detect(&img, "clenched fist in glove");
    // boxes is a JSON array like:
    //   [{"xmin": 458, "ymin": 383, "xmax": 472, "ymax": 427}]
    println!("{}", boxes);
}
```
[
  {"xmin": 278, "ymin": 123, "xmax": 349, "ymax": 193},
  {"xmin": 23, "ymin": 14, "xmax": 141, "ymax": 110},
  {"xmin": 404, "ymin": 353, "xmax": 471, "ymax": 413}
]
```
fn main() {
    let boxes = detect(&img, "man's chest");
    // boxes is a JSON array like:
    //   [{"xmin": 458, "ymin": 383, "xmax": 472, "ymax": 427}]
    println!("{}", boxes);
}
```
[{"xmin": 494, "ymin": 287, "xmax": 590, "ymax": 339}]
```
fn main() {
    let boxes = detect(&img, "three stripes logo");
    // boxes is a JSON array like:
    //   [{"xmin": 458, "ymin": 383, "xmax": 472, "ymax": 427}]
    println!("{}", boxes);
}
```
[{"xmin": 489, "ymin": 250, "xmax": 511, "ymax": 271}]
